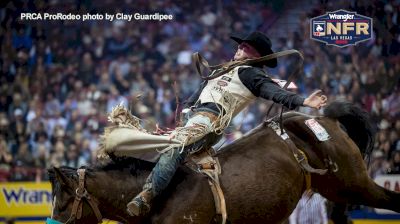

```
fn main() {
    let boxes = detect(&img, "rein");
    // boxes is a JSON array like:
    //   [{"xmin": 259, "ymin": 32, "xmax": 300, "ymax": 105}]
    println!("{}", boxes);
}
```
[
  {"xmin": 192, "ymin": 49, "xmax": 303, "ymax": 81},
  {"xmin": 51, "ymin": 168, "xmax": 103, "ymax": 224}
]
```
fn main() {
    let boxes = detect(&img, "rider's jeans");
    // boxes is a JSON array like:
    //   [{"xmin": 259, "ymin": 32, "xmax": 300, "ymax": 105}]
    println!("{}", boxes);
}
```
[{"xmin": 145, "ymin": 113, "xmax": 214, "ymax": 196}]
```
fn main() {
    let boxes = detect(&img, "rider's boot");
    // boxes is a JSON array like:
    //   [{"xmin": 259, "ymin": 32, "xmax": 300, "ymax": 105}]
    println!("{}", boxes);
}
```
[
  {"xmin": 126, "ymin": 189, "xmax": 153, "ymax": 216},
  {"xmin": 126, "ymin": 148, "xmax": 188, "ymax": 216}
]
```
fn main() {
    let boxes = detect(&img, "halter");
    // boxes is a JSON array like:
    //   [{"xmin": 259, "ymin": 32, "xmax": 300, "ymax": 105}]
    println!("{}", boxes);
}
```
[{"xmin": 47, "ymin": 168, "xmax": 103, "ymax": 224}]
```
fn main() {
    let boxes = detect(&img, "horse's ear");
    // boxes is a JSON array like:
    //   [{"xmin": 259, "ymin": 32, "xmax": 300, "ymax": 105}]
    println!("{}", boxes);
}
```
[{"xmin": 53, "ymin": 167, "xmax": 73, "ymax": 187}]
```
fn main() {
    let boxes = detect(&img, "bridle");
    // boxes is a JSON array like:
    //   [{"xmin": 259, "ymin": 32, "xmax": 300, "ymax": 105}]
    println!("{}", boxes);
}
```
[{"xmin": 49, "ymin": 168, "xmax": 103, "ymax": 224}]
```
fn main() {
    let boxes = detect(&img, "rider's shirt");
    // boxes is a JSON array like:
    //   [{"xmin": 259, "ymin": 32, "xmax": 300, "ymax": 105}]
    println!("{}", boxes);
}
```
[
  {"xmin": 197, "ymin": 65, "xmax": 257, "ymax": 117},
  {"xmin": 185, "ymin": 66, "xmax": 305, "ymax": 115}
]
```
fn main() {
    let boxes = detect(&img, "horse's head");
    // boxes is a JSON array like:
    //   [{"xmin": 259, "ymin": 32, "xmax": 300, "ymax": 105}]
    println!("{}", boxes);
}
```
[{"xmin": 48, "ymin": 167, "xmax": 102, "ymax": 224}]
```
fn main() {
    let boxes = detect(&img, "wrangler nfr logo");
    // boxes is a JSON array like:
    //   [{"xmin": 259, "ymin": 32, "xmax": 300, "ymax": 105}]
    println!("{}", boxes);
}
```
[{"xmin": 310, "ymin": 10, "xmax": 372, "ymax": 47}]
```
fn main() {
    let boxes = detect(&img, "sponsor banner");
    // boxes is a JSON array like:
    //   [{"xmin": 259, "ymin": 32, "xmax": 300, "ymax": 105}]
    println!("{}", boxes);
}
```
[
  {"xmin": 0, "ymin": 182, "xmax": 52, "ymax": 217},
  {"xmin": 0, "ymin": 219, "xmax": 119, "ymax": 224},
  {"xmin": 310, "ymin": 9, "xmax": 372, "ymax": 47},
  {"xmin": 0, "ymin": 182, "xmax": 118, "ymax": 223},
  {"xmin": 353, "ymin": 221, "xmax": 400, "ymax": 224},
  {"xmin": 374, "ymin": 175, "xmax": 400, "ymax": 214}
]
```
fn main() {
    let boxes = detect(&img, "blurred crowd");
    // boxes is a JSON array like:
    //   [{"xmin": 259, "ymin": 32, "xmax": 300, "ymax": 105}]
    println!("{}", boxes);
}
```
[{"xmin": 0, "ymin": 0, "xmax": 399, "ymax": 182}]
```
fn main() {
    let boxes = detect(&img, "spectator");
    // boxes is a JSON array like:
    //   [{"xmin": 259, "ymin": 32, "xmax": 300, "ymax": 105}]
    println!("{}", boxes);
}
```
[
  {"xmin": 63, "ymin": 144, "xmax": 87, "ymax": 168},
  {"xmin": 47, "ymin": 111, "xmax": 67, "ymax": 137},
  {"xmin": 368, "ymin": 150, "xmax": 390, "ymax": 178},
  {"xmin": 289, "ymin": 191, "xmax": 328, "ymax": 224},
  {"xmin": 32, "ymin": 129, "xmax": 51, "ymax": 156},
  {"xmin": 0, "ymin": 138, "xmax": 13, "ymax": 181},
  {"xmin": 49, "ymin": 141, "xmax": 66, "ymax": 168},
  {"xmin": 8, "ymin": 93, "xmax": 28, "ymax": 118},
  {"xmin": 388, "ymin": 150, "xmax": 400, "ymax": 174},
  {"xmin": 0, "ymin": 114, "xmax": 11, "ymax": 143},
  {"xmin": 44, "ymin": 92, "xmax": 61, "ymax": 117},
  {"xmin": 78, "ymin": 52, "xmax": 96, "ymax": 86},
  {"xmin": 34, "ymin": 144, "xmax": 49, "ymax": 169},
  {"xmin": 14, "ymin": 142, "xmax": 34, "ymax": 167}
]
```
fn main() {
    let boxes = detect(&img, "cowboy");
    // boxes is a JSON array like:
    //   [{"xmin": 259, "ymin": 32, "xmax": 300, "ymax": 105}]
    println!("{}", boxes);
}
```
[{"xmin": 127, "ymin": 31, "xmax": 328, "ymax": 216}]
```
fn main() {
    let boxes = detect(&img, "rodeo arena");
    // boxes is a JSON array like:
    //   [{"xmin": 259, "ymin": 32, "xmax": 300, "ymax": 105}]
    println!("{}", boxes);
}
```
[{"xmin": 1, "ymin": 0, "xmax": 400, "ymax": 223}]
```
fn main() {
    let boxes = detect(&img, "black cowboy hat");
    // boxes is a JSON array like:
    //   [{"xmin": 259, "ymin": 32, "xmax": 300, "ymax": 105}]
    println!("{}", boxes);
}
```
[{"xmin": 230, "ymin": 31, "xmax": 277, "ymax": 68}]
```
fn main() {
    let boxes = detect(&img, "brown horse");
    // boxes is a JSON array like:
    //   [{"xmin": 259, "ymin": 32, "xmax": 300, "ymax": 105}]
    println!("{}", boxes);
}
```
[{"xmin": 48, "ymin": 101, "xmax": 400, "ymax": 224}]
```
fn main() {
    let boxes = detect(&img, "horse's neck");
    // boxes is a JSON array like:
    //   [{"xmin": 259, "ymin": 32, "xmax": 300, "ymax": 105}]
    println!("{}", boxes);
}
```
[{"xmin": 89, "ymin": 170, "xmax": 151, "ymax": 218}]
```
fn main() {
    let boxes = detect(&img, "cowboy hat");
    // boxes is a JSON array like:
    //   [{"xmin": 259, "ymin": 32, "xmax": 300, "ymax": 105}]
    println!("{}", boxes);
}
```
[{"xmin": 231, "ymin": 31, "xmax": 277, "ymax": 68}]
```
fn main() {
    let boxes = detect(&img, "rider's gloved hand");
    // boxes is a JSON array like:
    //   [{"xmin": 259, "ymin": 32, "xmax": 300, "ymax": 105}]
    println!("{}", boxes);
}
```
[
  {"xmin": 181, "ymin": 108, "xmax": 191, "ymax": 114},
  {"xmin": 179, "ymin": 107, "xmax": 194, "ymax": 126},
  {"xmin": 303, "ymin": 90, "xmax": 328, "ymax": 110}
]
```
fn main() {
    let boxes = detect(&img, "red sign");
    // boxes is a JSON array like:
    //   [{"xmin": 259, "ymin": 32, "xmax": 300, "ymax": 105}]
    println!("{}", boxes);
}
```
[{"xmin": 374, "ymin": 175, "xmax": 400, "ymax": 214}]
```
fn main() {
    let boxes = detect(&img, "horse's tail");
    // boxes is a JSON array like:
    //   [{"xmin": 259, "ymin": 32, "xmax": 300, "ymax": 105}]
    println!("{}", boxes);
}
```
[{"xmin": 323, "ymin": 100, "xmax": 375, "ymax": 159}]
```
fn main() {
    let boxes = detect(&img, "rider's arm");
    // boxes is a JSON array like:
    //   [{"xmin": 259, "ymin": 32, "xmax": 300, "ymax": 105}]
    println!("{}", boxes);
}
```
[{"xmin": 238, "ymin": 67, "xmax": 305, "ymax": 110}]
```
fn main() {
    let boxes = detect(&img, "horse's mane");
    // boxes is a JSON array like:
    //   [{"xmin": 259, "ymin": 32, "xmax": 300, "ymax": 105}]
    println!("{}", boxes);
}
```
[
  {"xmin": 48, "ymin": 155, "xmax": 156, "ymax": 198},
  {"xmin": 49, "ymin": 156, "xmax": 155, "ymax": 178},
  {"xmin": 92, "ymin": 154, "xmax": 155, "ymax": 175},
  {"xmin": 48, "ymin": 166, "xmax": 77, "ymax": 198}
]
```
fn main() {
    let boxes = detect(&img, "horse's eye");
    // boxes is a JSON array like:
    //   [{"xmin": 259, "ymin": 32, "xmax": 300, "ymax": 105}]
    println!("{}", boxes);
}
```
[{"xmin": 57, "ymin": 193, "xmax": 74, "ymax": 211}]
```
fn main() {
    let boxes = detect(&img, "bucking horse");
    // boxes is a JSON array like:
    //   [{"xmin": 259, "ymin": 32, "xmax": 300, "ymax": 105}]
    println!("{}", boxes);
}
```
[{"xmin": 48, "ymin": 100, "xmax": 400, "ymax": 224}]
